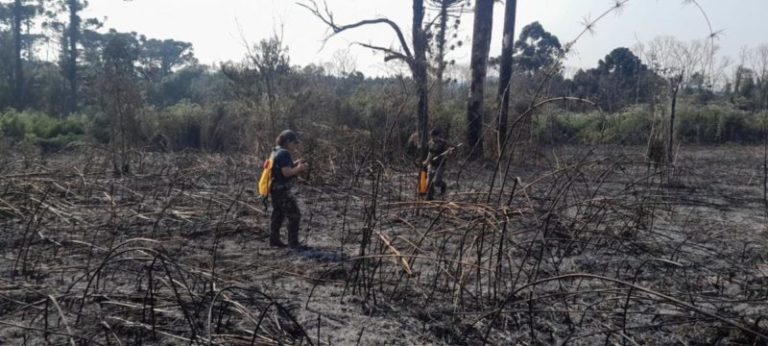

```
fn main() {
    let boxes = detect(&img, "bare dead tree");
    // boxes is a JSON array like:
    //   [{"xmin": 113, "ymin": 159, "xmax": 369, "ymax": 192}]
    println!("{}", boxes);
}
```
[
  {"xmin": 102, "ymin": 35, "xmax": 142, "ymax": 175},
  {"xmin": 300, "ymin": 0, "xmax": 431, "ymax": 159},
  {"xmin": 247, "ymin": 35, "xmax": 290, "ymax": 140},
  {"xmin": 635, "ymin": 36, "xmax": 711, "ymax": 163},
  {"xmin": 328, "ymin": 48, "xmax": 357, "ymax": 77},
  {"xmin": 668, "ymin": 73, "xmax": 683, "ymax": 163},
  {"xmin": 682, "ymin": 0, "xmax": 720, "ymax": 87}
]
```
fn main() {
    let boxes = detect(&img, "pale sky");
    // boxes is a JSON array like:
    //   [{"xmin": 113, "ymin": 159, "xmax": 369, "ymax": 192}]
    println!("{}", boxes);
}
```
[{"xmin": 81, "ymin": 0, "xmax": 768, "ymax": 77}]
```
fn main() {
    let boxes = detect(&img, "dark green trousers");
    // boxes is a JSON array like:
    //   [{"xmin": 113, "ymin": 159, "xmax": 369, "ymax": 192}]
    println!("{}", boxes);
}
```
[
  {"xmin": 426, "ymin": 163, "xmax": 447, "ymax": 200},
  {"xmin": 270, "ymin": 189, "xmax": 301, "ymax": 246}
]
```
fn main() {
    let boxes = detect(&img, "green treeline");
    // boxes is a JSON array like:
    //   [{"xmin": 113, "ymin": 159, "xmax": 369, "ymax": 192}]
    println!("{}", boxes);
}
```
[{"xmin": 1, "ymin": 1, "xmax": 767, "ymax": 153}]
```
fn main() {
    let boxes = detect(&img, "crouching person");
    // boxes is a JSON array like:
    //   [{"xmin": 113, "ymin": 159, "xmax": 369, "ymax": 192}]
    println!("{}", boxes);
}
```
[{"xmin": 423, "ymin": 128, "xmax": 449, "ymax": 200}]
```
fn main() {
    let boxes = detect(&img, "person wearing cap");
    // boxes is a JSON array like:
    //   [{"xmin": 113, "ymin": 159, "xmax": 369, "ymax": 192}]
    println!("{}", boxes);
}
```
[
  {"xmin": 422, "ymin": 128, "xmax": 449, "ymax": 200},
  {"xmin": 269, "ymin": 130, "xmax": 309, "ymax": 248}
]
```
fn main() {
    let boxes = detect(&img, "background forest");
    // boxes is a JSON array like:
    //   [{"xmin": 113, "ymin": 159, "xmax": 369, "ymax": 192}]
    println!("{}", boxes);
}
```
[{"xmin": 1, "ymin": 0, "xmax": 766, "ymax": 161}]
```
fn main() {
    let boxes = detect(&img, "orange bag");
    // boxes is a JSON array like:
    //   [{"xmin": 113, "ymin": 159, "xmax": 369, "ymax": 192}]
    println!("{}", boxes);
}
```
[
  {"xmin": 418, "ymin": 168, "xmax": 428, "ymax": 195},
  {"xmin": 258, "ymin": 156, "xmax": 274, "ymax": 198}
]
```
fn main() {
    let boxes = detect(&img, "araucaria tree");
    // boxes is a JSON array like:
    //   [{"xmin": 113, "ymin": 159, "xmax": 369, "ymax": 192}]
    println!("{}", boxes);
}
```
[{"xmin": 427, "ymin": 0, "xmax": 467, "ymax": 103}]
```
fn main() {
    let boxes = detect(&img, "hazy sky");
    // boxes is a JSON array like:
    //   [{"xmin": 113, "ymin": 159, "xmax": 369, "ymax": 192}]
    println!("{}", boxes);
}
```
[{"xmin": 82, "ymin": 0, "xmax": 768, "ymax": 76}]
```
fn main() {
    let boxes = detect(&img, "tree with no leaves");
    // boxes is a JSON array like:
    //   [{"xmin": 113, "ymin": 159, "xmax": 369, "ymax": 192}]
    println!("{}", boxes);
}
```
[
  {"xmin": 301, "ymin": 0, "xmax": 431, "ymax": 159},
  {"xmin": 634, "ymin": 36, "xmax": 710, "ymax": 162},
  {"xmin": 102, "ymin": 31, "xmax": 142, "ymax": 175}
]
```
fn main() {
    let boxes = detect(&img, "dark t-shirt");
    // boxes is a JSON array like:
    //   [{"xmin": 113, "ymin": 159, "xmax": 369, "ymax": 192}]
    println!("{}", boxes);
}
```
[
  {"xmin": 271, "ymin": 147, "xmax": 294, "ymax": 187},
  {"xmin": 429, "ymin": 139, "xmax": 448, "ymax": 166}
]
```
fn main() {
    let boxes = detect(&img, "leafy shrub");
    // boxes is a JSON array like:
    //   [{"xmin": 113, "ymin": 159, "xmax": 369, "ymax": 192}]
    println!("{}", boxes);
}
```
[
  {"xmin": 534, "ymin": 101, "xmax": 765, "ymax": 146},
  {"xmin": 0, "ymin": 112, "xmax": 27, "ymax": 142},
  {"xmin": 0, "ymin": 110, "xmax": 90, "ymax": 149},
  {"xmin": 145, "ymin": 101, "xmax": 205, "ymax": 150},
  {"xmin": 607, "ymin": 106, "xmax": 654, "ymax": 145},
  {"xmin": 36, "ymin": 133, "xmax": 84, "ymax": 153},
  {"xmin": 140, "ymin": 101, "xmax": 261, "ymax": 152},
  {"xmin": 676, "ymin": 102, "xmax": 764, "ymax": 144}
]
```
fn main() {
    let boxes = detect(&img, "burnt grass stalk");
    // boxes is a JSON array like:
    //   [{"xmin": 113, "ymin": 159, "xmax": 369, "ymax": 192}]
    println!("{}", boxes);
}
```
[{"xmin": 0, "ymin": 144, "xmax": 766, "ymax": 344}]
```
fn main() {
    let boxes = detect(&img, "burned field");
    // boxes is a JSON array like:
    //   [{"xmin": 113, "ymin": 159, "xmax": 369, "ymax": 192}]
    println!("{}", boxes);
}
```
[{"xmin": 1, "ymin": 145, "xmax": 767, "ymax": 345}]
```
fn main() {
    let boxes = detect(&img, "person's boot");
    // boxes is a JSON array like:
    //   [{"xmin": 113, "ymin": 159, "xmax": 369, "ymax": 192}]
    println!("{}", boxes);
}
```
[{"xmin": 269, "ymin": 237, "xmax": 287, "ymax": 247}]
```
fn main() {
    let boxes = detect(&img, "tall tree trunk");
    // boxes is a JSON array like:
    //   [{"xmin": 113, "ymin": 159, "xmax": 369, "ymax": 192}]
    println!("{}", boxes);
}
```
[
  {"xmin": 66, "ymin": 0, "xmax": 80, "ymax": 115},
  {"xmin": 668, "ymin": 90, "xmax": 677, "ymax": 162},
  {"xmin": 668, "ymin": 75, "xmax": 682, "ymax": 163},
  {"xmin": 13, "ymin": 0, "xmax": 24, "ymax": 110},
  {"xmin": 496, "ymin": 0, "xmax": 517, "ymax": 151},
  {"xmin": 466, "ymin": 0, "xmax": 494, "ymax": 156},
  {"xmin": 434, "ymin": 1, "xmax": 449, "ymax": 104},
  {"xmin": 413, "ymin": 0, "xmax": 429, "ymax": 159}
]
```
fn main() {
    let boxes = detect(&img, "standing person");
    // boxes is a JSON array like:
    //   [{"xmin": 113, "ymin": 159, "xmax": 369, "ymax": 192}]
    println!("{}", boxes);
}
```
[
  {"xmin": 423, "ymin": 128, "xmax": 449, "ymax": 200},
  {"xmin": 269, "ymin": 130, "xmax": 308, "ymax": 249}
]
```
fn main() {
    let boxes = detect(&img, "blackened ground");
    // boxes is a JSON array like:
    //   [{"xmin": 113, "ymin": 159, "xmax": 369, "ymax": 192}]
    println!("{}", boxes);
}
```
[{"xmin": 0, "ymin": 145, "xmax": 766, "ymax": 345}]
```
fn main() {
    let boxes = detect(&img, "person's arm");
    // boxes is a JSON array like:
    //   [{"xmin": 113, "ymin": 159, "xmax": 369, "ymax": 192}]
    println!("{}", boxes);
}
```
[
  {"xmin": 281, "ymin": 160, "xmax": 307, "ymax": 177},
  {"xmin": 422, "ymin": 152, "xmax": 433, "ymax": 166}
]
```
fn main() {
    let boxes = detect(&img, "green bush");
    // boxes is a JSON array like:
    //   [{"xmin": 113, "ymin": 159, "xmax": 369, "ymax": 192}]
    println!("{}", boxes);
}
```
[
  {"xmin": 91, "ymin": 112, "xmax": 112, "ymax": 144},
  {"xmin": 140, "ymin": 101, "xmax": 258, "ymax": 152},
  {"xmin": 607, "ymin": 106, "xmax": 654, "ymax": 145},
  {"xmin": 145, "ymin": 101, "xmax": 205, "ymax": 150},
  {"xmin": 534, "ymin": 101, "xmax": 765, "ymax": 146},
  {"xmin": 36, "ymin": 133, "xmax": 85, "ymax": 153},
  {"xmin": 0, "ymin": 110, "xmax": 90, "ymax": 149},
  {"xmin": 676, "ymin": 102, "xmax": 764, "ymax": 144},
  {"xmin": 534, "ymin": 113, "xmax": 585, "ymax": 144},
  {"xmin": 0, "ymin": 112, "xmax": 27, "ymax": 142}
]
